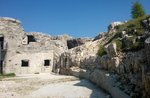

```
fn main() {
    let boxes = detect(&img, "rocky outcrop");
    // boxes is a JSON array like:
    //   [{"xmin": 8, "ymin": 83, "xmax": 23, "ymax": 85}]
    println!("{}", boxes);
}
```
[
  {"xmin": 67, "ymin": 37, "xmax": 92, "ymax": 49},
  {"xmin": 105, "ymin": 43, "xmax": 117, "ymax": 57},
  {"xmin": 54, "ymin": 16, "xmax": 150, "ymax": 98},
  {"xmin": 142, "ymin": 17, "xmax": 150, "ymax": 31},
  {"xmin": 98, "ymin": 43, "xmax": 119, "ymax": 72},
  {"xmin": 108, "ymin": 21, "xmax": 125, "ymax": 33},
  {"xmin": 93, "ymin": 32, "xmax": 106, "ymax": 41},
  {"xmin": 145, "ymin": 37, "xmax": 150, "ymax": 66},
  {"xmin": 143, "ymin": 72, "xmax": 150, "ymax": 98},
  {"xmin": 143, "ymin": 37, "xmax": 150, "ymax": 98}
]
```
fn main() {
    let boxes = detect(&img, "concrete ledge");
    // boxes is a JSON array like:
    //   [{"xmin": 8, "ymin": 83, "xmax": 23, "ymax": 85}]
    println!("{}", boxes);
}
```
[
  {"xmin": 79, "ymin": 69, "xmax": 131, "ymax": 98},
  {"xmin": 69, "ymin": 68, "xmax": 131, "ymax": 98}
]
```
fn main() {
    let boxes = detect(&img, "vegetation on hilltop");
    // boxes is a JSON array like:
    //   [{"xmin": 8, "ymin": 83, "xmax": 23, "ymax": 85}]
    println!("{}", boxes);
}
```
[
  {"xmin": 97, "ymin": 15, "xmax": 149, "ymax": 57},
  {"xmin": 97, "ymin": 45, "xmax": 107, "ymax": 57},
  {"xmin": 131, "ymin": 0, "xmax": 145, "ymax": 19}
]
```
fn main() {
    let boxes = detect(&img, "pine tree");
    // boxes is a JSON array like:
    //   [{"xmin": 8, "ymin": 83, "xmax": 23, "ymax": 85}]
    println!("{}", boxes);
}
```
[{"xmin": 131, "ymin": 1, "xmax": 145, "ymax": 19}]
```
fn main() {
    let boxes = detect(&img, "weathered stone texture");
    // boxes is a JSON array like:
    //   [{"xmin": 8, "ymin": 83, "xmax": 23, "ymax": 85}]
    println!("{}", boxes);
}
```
[
  {"xmin": 145, "ymin": 37, "xmax": 150, "ymax": 66},
  {"xmin": 0, "ymin": 17, "xmax": 70, "ymax": 74},
  {"xmin": 67, "ymin": 37, "xmax": 92, "ymax": 49},
  {"xmin": 89, "ymin": 69, "xmax": 131, "ymax": 98},
  {"xmin": 105, "ymin": 43, "xmax": 117, "ymax": 57},
  {"xmin": 108, "ymin": 21, "xmax": 125, "ymax": 33}
]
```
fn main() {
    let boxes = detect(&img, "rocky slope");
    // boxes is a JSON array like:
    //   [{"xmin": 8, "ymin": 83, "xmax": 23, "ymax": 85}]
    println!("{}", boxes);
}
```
[{"xmin": 56, "ymin": 15, "xmax": 150, "ymax": 98}]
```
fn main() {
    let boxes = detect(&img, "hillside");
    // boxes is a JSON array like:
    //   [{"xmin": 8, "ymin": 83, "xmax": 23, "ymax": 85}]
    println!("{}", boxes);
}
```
[
  {"xmin": 56, "ymin": 15, "xmax": 150, "ymax": 98},
  {"xmin": 0, "ymin": 15, "xmax": 150, "ymax": 98}
]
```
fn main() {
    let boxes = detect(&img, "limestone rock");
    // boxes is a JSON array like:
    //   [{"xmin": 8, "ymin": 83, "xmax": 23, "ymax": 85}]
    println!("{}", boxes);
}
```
[
  {"xmin": 144, "ymin": 72, "xmax": 150, "ymax": 98},
  {"xmin": 108, "ymin": 21, "xmax": 125, "ymax": 33},
  {"xmin": 100, "ymin": 55, "xmax": 110, "ymax": 70},
  {"xmin": 142, "ymin": 17, "xmax": 150, "ymax": 31},
  {"xmin": 93, "ymin": 32, "xmax": 106, "ymax": 41},
  {"xmin": 105, "ymin": 43, "xmax": 117, "ymax": 57},
  {"xmin": 67, "ymin": 37, "xmax": 92, "ymax": 49},
  {"xmin": 145, "ymin": 37, "xmax": 150, "ymax": 66},
  {"xmin": 122, "ymin": 36, "xmax": 136, "ymax": 50},
  {"xmin": 100, "ymin": 55, "xmax": 119, "ymax": 71},
  {"xmin": 110, "ymin": 57, "xmax": 120, "ymax": 71}
]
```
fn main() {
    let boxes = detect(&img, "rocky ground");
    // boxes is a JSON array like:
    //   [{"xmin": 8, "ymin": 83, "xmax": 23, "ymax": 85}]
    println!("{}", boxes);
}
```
[{"xmin": 0, "ymin": 73, "xmax": 110, "ymax": 98}]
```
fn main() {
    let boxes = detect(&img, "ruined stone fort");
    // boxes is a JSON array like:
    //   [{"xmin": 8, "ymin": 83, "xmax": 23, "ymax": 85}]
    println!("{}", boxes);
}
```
[
  {"xmin": 0, "ymin": 16, "xmax": 150, "ymax": 98},
  {"xmin": 0, "ymin": 17, "xmax": 93, "ymax": 74}
]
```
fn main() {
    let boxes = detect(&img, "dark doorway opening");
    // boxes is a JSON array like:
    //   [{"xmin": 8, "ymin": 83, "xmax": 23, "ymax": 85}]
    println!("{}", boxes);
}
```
[
  {"xmin": 0, "ymin": 37, "xmax": 4, "ymax": 49},
  {"xmin": 44, "ymin": 60, "xmax": 50, "ymax": 66},
  {"xmin": 21, "ymin": 60, "xmax": 29, "ymax": 67},
  {"xmin": 27, "ymin": 35, "xmax": 36, "ymax": 44},
  {"xmin": 0, "ymin": 61, "xmax": 3, "ymax": 74}
]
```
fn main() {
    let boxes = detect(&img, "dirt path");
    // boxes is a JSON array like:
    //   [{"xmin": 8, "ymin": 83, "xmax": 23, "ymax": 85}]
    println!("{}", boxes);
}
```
[{"xmin": 0, "ymin": 73, "xmax": 110, "ymax": 98}]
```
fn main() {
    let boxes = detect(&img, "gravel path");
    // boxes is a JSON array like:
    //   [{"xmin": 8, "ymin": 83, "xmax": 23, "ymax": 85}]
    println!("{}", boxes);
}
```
[{"xmin": 0, "ymin": 73, "xmax": 109, "ymax": 98}]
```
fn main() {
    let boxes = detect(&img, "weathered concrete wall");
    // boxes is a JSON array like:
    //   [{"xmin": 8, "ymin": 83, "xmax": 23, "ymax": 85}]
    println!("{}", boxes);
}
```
[
  {"xmin": 4, "ymin": 51, "xmax": 53, "ymax": 74},
  {"xmin": 0, "ymin": 17, "xmax": 56, "ymax": 74}
]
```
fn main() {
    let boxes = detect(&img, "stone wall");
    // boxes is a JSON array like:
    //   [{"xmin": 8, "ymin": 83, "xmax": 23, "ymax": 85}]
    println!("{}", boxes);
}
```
[
  {"xmin": 0, "ymin": 17, "xmax": 66, "ymax": 74},
  {"xmin": 4, "ymin": 51, "xmax": 53, "ymax": 74}
]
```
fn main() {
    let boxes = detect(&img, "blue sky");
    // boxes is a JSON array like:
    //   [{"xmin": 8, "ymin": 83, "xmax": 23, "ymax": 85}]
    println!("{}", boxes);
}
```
[{"xmin": 0, "ymin": 0, "xmax": 150, "ymax": 38}]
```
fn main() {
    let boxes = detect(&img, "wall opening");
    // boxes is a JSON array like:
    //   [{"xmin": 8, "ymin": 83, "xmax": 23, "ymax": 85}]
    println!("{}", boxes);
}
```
[
  {"xmin": 27, "ymin": 35, "xmax": 36, "ymax": 44},
  {"xmin": 0, "ymin": 36, "xmax": 4, "ymax": 49},
  {"xmin": 0, "ymin": 61, "xmax": 3, "ymax": 74},
  {"xmin": 21, "ymin": 60, "xmax": 29, "ymax": 67},
  {"xmin": 44, "ymin": 60, "xmax": 50, "ymax": 66}
]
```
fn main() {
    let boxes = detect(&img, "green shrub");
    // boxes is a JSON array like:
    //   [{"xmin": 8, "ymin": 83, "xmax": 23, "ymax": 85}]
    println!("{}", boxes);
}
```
[
  {"xmin": 97, "ymin": 45, "xmax": 107, "ymax": 57},
  {"xmin": 0, "ymin": 73, "xmax": 15, "ymax": 80},
  {"xmin": 128, "ymin": 41, "xmax": 144, "ymax": 51},
  {"xmin": 131, "ymin": 1, "xmax": 145, "ymax": 19},
  {"xmin": 3, "ymin": 73, "xmax": 16, "ymax": 77},
  {"xmin": 115, "ymin": 16, "xmax": 149, "ymax": 36},
  {"xmin": 113, "ymin": 39, "xmax": 122, "ymax": 52},
  {"xmin": 122, "ymin": 41, "xmax": 144, "ymax": 52}
]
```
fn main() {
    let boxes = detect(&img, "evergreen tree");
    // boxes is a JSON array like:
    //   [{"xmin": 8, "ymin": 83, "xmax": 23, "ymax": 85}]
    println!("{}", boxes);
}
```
[{"xmin": 131, "ymin": 0, "xmax": 145, "ymax": 19}]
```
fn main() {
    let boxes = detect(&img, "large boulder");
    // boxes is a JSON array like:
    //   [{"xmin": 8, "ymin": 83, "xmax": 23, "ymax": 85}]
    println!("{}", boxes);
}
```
[
  {"xmin": 110, "ymin": 57, "xmax": 120, "ymax": 71},
  {"xmin": 100, "ymin": 55, "xmax": 119, "ymax": 71},
  {"xmin": 100, "ymin": 55, "xmax": 110, "ymax": 70}
]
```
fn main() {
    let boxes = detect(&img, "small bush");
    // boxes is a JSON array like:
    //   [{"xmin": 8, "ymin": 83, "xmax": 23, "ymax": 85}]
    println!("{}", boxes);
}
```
[
  {"xmin": 0, "ymin": 73, "xmax": 15, "ymax": 80},
  {"xmin": 122, "ymin": 40, "xmax": 144, "ymax": 52},
  {"xmin": 3, "ymin": 73, "xmax": 16, "ymax": 77},
  {"xmin": 34, "ymin": 72, "xmax": 40, "ymax": 74},
  {"xmin": 97, "ymin": 45, "xmax": 107, "ymax": 57},
  {"xmin": 115, "ymin": 16, "xmax": 149, "ymax": 36},
  {"xmin": 128, "ymin": 41, "xmax": 144, "ymax": 51},
  {"xmin": 113, "ymin": 39, "xmax": 122, "ymax": 52}
]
